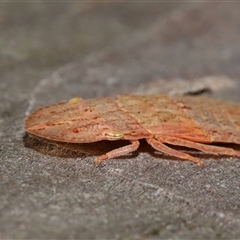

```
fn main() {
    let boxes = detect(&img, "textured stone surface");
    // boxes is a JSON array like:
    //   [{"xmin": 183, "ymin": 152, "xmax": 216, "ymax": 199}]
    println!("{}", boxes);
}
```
[{"xmin": 1, "ymin": 2, "xmax": 240, "ymax": 239}]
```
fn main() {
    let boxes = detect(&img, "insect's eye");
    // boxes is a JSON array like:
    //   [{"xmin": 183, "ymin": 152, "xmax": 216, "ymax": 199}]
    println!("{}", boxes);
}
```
[{"xmin": 103, "ymin": 130, "xmax": 124, "ymax": 140}]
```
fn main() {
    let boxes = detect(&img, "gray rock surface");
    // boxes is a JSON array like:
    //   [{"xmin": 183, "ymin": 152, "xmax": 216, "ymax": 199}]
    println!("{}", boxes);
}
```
[{"xmin": 1, "ymin": 2, "xmax": 240, "ymax": 239}]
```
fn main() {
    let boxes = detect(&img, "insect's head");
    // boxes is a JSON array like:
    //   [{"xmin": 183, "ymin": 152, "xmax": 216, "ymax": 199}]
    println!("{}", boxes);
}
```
[{"xmin": 24, "ymin": 98, "xmax": 127, "ymax": 144}]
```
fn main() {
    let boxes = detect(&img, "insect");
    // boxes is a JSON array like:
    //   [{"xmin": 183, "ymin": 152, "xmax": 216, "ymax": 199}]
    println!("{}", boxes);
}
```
[{"xmin": 24, "ymin": 94, "xmax": 240, "ymax": 166}]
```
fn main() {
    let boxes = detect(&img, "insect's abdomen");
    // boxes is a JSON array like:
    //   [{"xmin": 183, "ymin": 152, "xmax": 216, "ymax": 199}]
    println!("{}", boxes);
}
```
[
  {"xmin": 114, "ymin": 95, "xmax": 208, "ymax": 141},
  {"xmin": 172, "ymin": 96, "xmax": 240, "ymax": 143}
]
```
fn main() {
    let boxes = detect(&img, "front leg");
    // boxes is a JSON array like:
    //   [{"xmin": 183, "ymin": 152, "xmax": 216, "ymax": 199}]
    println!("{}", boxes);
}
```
[{"xmin": 94, "ymin": 140, "xmax": 140, "ymax": 164}]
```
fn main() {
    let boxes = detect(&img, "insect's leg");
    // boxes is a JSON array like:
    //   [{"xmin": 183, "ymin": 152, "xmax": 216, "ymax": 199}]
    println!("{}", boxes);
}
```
[
  {"xmin": 94, "ymin": 140, "xmax": 140, "ymax": 164},
  {"xmin": 157, "ymin": 136, "xmax": 240, "ymax": 158},
  {"xmin": 146, "ymin": 138, "xmax": 204, "ymax": 166}
]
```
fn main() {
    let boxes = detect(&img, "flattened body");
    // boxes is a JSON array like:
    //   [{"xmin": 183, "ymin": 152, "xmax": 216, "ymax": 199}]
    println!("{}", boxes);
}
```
[{"xmin": 25, "ymin": 94, "xmax": 240, "ymax": 166}]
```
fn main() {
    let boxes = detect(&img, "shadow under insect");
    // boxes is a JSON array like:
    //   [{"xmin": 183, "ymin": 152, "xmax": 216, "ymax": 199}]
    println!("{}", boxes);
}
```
[{"xmin": 23, "ymin": 133, "xmax": 138, "ymax": 159}]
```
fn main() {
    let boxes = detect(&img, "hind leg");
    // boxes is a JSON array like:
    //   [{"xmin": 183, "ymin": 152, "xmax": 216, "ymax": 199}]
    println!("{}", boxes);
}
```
[
  {"xmin": 146, "ymin": 138, "xmax": 204, "ymax": 166},
  {"xmin": 156, "ymin": 136, "xmax": 240, "ymax": 158}
]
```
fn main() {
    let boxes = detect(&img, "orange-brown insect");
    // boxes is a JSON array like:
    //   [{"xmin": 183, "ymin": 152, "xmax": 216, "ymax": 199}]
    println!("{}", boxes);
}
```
[{"xmin": 24, "ymin": 95, "xmax": 240, "ymax": 166}]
